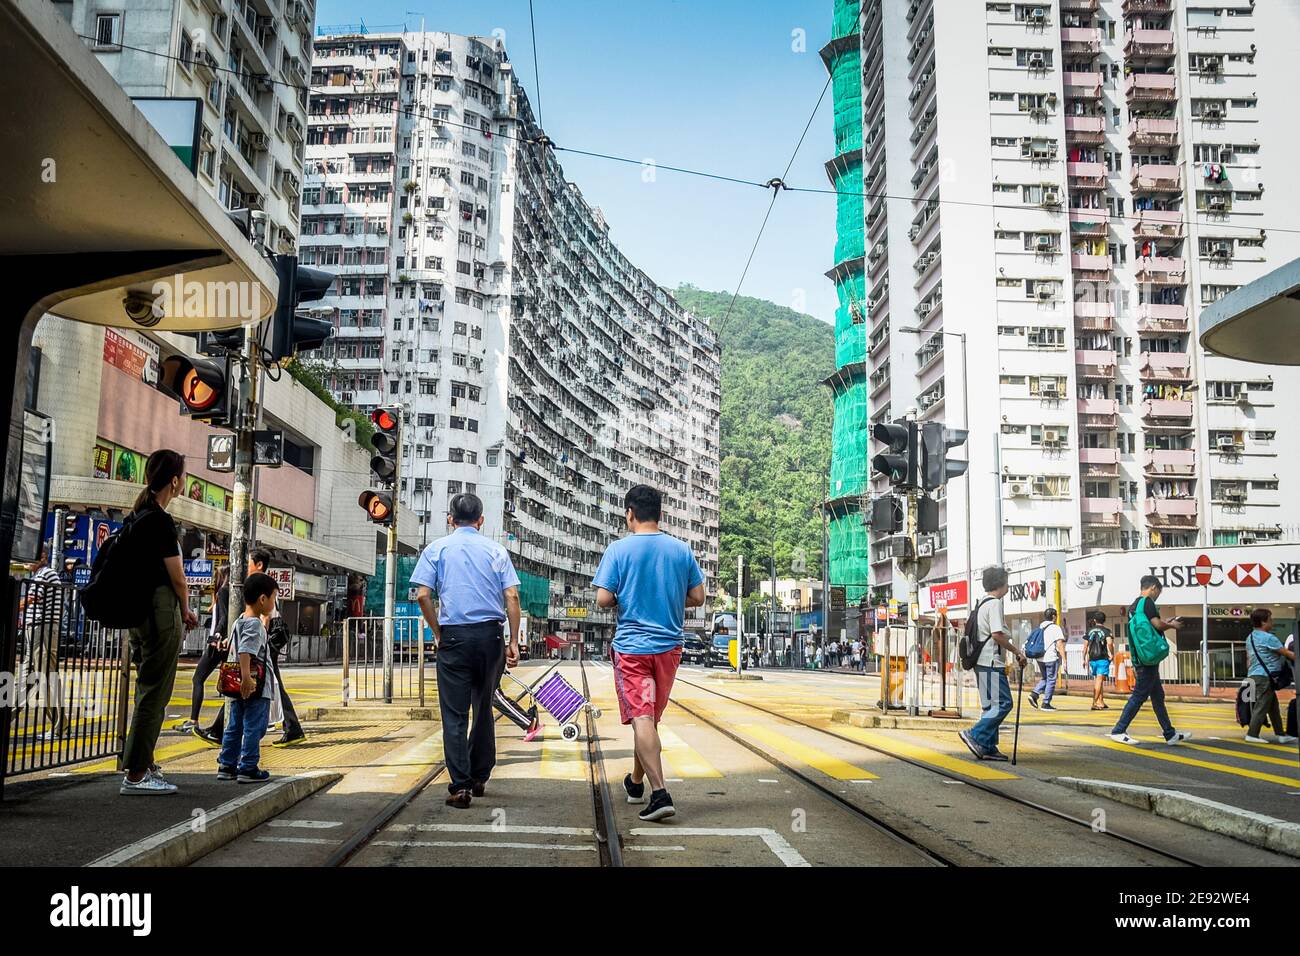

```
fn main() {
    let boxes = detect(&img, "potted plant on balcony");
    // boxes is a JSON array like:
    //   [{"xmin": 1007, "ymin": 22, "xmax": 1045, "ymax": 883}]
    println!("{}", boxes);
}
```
[
  {"xmin": 403, "ymin": 179, "xmax": 419, "ymax": 192},
  {"xmin": 402, "ymin": 211, "xmax": 414, "ymax": 225}
]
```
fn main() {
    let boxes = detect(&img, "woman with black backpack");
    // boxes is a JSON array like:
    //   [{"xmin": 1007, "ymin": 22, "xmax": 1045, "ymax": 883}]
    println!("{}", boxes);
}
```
[{"xmin": 120, "ymin": 449, "xmax": 197, "ymax": 796}]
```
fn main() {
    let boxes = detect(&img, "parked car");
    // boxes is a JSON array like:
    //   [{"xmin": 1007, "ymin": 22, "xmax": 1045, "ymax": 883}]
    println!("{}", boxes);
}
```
[{"xmin": 705, "ymin": 613, "xmax": 738, "ymax": 667}]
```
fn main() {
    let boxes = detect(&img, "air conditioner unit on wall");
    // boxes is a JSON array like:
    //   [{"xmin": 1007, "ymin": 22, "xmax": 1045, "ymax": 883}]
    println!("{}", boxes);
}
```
[
  {"xmin": 1043, "ymin": 428, "xmax": 1061, "ymax": 444},
  {"xmin": 1009, "ymin": 481, "xmax": 1030, "ymax": 497}
]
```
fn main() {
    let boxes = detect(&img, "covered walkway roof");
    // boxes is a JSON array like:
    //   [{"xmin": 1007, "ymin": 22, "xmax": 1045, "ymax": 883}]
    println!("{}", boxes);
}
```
[{"xmin": 1199, "ymin": 256, "xmax": 1300, "ymax": 365}]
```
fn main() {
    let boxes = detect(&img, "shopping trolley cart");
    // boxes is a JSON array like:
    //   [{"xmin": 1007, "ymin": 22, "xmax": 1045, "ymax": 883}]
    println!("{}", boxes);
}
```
[
  {"xmin": 493, "ymin": 671, "xmax": 542, "ymax": 742},
  {"xmin": 534, "ymin": 670, "xmax": 601, "ymax": 741}
]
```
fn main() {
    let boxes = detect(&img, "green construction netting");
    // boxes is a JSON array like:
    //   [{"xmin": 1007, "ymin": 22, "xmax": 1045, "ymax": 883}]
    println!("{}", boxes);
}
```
[
  {"xmin": 517, "ymin": 569, "xmax": 550, "ymax": 619},
  {"xmin": 834, "ymin": 269, "xmax": 867, "ymax": 368},
  {"xmin": 832, "ymin": 0, "xmax": 861, "ymax": 40},
  {"xmin": 365, "ymin": 555, "xmax": 420, "ymax": 614},
  {"xmin": 833, "ymin": 159, "xmax": 864, "ymax": 264},
  {"xmin": 829, "ymin": 512, "xmax": 870, "ymax": 604},
  {"xmin": 830, "ymin": 377, "xmax": 869, "ymax": 500},
  {"xmin": 830, "ymin": 47, "xmax": 862, "ymax": 155}
]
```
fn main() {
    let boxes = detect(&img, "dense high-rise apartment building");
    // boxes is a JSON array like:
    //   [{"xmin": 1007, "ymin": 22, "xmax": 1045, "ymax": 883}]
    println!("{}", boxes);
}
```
[
  {"xmin": 56, "ymin": 0, "xmax": 315, "ymax": 253},
  {"xmin": 827, "ymin": 0, "xmax": 1300, "ymax": 600},
  {"xmin": 301, "ymin": 30, "xmax": 721, "ymax": 644}
]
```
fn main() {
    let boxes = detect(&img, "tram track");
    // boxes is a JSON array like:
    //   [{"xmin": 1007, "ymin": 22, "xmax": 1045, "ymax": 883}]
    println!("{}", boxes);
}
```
[{"xmin": 675, "ymin": 674, "xmax": 1205, "ymax": 867}]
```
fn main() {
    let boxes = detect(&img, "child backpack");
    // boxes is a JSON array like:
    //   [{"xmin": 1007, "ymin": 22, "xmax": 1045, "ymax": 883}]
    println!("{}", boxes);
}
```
[{"xmin": 1024, "ymin": 626, "xmax": 1046, "ymax": 659}]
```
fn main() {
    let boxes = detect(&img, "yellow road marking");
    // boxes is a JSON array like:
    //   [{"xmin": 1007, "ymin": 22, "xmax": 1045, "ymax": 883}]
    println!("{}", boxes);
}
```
[
  {"xmin": 72, "ymin": 737, "xmax": 214, "ymax": 774},
  {"xmin": 737, "ymin": 724, "xmax": 877, "ymax": 780},
  {"xmin": 1046, "ymin": 732, "xmax": 1300, "ymax": 787},
  {"xmin": 658, "ymin": 727, "xmax": 722, "ymax": 778},
  {"xmin": 1178, "ymin": 742, "xmax": 1300, "ymax": 769},
  {"xmin": 540, "ymin": 729, "xmax": 586, "ymax": 780},
  {"xmin": 833, "ymin": 726, "xmax": 1018, "ymax": 780}
]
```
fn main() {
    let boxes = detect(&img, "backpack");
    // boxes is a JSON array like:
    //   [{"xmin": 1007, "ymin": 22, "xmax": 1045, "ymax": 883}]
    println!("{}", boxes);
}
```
[
  {"xmin": 1127, "ymin": 596, "xmax": 1170, "ymax": 666},
  {"xmin": 1087, "ymin": 628, "xmax": 1110, "ymax": 661},
  {"xmin": 78, "ymin": 511, "xmax": 155, "ymax": 629},
  {"xmin": 1024, "ymin": 626, "xmax": 1047, "ymax": 660},
  {"xmin": 958, "ymin": 597, "xmax": 994, "ymax": 669},
  {"xmin": 1234, "ymin": 682, "xmax": 1252, "ymax": 727}
]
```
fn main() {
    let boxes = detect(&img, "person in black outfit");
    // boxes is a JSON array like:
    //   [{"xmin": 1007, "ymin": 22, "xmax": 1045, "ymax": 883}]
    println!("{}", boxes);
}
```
[
  {"xmin": 249, "ymin": 548, "xmax": 305, "ymax": 745},
  {"xmin": 183, "ymin": 565, "xmax": 229, "ymax": 742}
]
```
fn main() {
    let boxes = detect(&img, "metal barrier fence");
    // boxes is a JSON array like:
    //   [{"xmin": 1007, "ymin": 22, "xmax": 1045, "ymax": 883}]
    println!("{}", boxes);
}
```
[
  {"xmin": 342, "ymin": 616, "xmax": 431, "ymax": 704},
  {"xmin": 280, "ymin": 634, "xmax": 344, "ymax": 665},
  {"xmin": 3, "ymin": 580, "xmax": 131, "ymax": 782},
  {"xmin": 877, "ymin": 623, "xmax": 968, "ymax": 717}
]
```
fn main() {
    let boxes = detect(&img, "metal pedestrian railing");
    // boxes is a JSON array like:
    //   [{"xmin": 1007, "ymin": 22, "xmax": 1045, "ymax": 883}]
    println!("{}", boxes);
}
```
[
  {"xmin": 280, "ymin": 633, "xmax": 344, "ymax": 665},
  {"xmin": 2, "ymin": 580, "xmax": 131, "ymax": 785},
  {"xmin": 341, "ymin": 616, "xmax": 432, "ymax": 704}
]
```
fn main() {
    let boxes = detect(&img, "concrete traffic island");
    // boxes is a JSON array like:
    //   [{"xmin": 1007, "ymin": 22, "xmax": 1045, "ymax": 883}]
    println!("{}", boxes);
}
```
[
  {"xmin": 1054, "ymin": 777, "xmax": 1300, "ymax": 860},
  {"xmin": 706, "ymin": 672, "xmax": 764, "ymax": 681}
]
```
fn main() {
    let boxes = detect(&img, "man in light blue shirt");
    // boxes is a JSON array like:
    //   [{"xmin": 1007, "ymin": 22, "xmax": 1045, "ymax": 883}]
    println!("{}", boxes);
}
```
[
  {"xmin": 594, "ymin": 484, "xmax": 705, "ymax": 822},
  {"xmin": 412, "ymin": 493, "xmax": 521, "ymax": 808}
]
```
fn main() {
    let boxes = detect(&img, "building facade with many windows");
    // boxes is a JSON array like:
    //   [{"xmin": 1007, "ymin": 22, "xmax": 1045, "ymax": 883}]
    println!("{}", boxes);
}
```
[
  {"xmin": 301, "ymin": 30, "xmax": 721, "ymax": 643},
  {"xmin": 830, "ymin": 0, "xmax": 1300, "ymax": 601}
]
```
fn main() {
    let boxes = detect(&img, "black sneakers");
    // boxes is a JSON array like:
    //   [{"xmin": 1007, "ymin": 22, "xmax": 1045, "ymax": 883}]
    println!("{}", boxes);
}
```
[
  {"xmin": 638, "ymin": 789, "xmax": 676, "ymax": 822},
  {"xmin": 1028, "ymin": 692, "xmax": 1041, "ymax": 709},
  {"xmin": 623, "ymin": 773, "xmax": 646, "ymax": 805}
]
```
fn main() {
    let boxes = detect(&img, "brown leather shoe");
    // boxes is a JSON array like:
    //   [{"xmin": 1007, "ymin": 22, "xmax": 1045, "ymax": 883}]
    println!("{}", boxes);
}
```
[{"xmin": 446, "ymin": 789, "xmax": 472, "ymax": 809}]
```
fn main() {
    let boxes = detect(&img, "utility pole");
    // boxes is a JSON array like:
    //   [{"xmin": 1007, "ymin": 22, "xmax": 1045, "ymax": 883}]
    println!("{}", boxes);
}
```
[
  {"xmin": 383, "ymin": 417, "xmax": 402, "ymax": 703},
  {"xmin": 736, "ymin": 553, "xmax": 744, "ymax": 676},
  {"xmin": 227, "ymin": 324, "xmax": 260, "ymax": 613},
  {"xmin": 903, "ymin": 463, "xmax": 921, "ymax": 717}
]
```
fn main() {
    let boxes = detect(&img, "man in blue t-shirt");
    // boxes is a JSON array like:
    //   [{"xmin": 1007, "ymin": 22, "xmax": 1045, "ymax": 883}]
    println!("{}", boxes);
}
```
[{"xmin": 593, "ymin": 484, "xmax": 705, "ymax": 822}]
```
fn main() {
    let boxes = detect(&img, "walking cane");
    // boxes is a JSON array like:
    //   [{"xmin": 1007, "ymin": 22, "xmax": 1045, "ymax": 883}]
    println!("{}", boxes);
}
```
[{"xmin": 1012, "ymin": 662, "xmax": 1026, "ymax": 766}]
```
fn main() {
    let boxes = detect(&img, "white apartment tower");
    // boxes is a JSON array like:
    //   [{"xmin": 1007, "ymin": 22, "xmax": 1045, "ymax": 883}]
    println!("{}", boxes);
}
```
[
  {"xmin": 301, "ymin": 30, "xmax": 721, "ymax": 642},
  {"xmin": 835, "ymin": 0, "xmax": 1300, "ymax": 598},
  {"xmin": 56, "ymin": 0, "xmax": 315, "ymax": 253}
]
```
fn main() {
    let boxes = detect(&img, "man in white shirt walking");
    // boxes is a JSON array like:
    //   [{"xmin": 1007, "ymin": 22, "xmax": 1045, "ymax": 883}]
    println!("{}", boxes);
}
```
[{"xmin": 1029, "ymin": 608, "xmax": 1067, "ymax": 712}]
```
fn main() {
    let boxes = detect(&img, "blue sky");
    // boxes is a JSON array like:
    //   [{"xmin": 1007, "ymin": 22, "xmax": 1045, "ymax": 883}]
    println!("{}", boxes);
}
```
[{"xmin": 314, "ymin": 0, "xmax": 839, "ymax": 323}]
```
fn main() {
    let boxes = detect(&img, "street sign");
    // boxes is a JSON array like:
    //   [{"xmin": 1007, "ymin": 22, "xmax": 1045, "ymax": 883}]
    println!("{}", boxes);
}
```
[
  {"xmin": 922, "ymin": 579, "xmax": 969, "ymax": 612},
  {"xmin": 74, "ymin": 567, "xmax": 91, "ymax": 588},
  {"xmin": 207, "ymin": 433, "xmax": 235, "ymax": 472},
  {"xmin": 1193, "ymin": 553, "xmax": 1214, "ymax": 587},
  {"xmin": 253, "ymin": 429, "xmax": 283, "ymax": 467},
  {"xmin": 184, "ymin": 558, "xmax": 214, "ymax": 584}
]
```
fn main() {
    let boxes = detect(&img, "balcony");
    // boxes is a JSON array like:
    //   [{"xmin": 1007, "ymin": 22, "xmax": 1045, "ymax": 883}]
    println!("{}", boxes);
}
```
[
  {"xmin": 1140, "ymin": 398, "xmax": 1193, "ymax": 423},
  {"xmin": 1144, "ymin": 449, "xmax": 1195, "ymax": 476},
  {"xmin": 1134, "ymin": 255, "xmax": 1186, "ymax": 285},
  {"xmin": 1126, "ymin": 73, "xmax": 1177, "ymax": 102},
  {"xmin": 1136, "ymin": 302, "xmax": 1189, "ymax": 333},
  {"xmin": 1131, "ymin": 163, "xmax": 1181, "ymax": 193},
  {"xmin": 1063, "ymin": 71, "xmax": 1102, "ymax": 99},
  {"xmin": 1145, "ymin": 497, "xmax": 1198, "ymax": 528},
  {"xmin": 1081, "ymin": 497, "xmax": 1122, "ymax": 526},
  {"xmin": 1123, "ymin": 0, "xmax": 1172, "ymax": 12},
  {"xmin": 1062, "ymin": 0, "xmax": 1100, "ymax": 9},
  {"xmin": 1075, "ymin": 300, "xmax": 1115, "ymax": 330},
  {"xmin": 1076, "ymin": 348, "xmax": 1117, "ymax": 379},
  {"xmin": 1079, "ymin": 447, "xmax": 1120, "ymax": 476},
  {"xmin": 1078, "ymin": 397, "xmax": 1118, "ymax": 427},
  {"xmin": 1140, "ymin": 356, "xmax": 1192, "ymax": 386},
  {"xmin": 1124, "ymin": 29, "xmax": 1175, "ymax": 59},
  {"xmin": 1067, "ymin": 161, "xmax": 1106, "ymax": 189},
  {"xmin": 1128, "ymin": 117, "xmax": 1178, "ymax": 147},
  {"xmin": 1064, "ymin": 115, "xmax": 1105, "ymax": 144},
  {"xmin": 1134, "ymin": 207, "xmax": 1184, "ymax": 239},
  {"xmin": 1071, "ymin": 251, "xmax": 1111, "ymax": 273},
  {"xmin": 1068, "ymin": 207, "xmax": 1108, "ymax": 235},
  {"xmin": 1061, "ymin": 27, "xmax": 1102, "ymax": 55}
]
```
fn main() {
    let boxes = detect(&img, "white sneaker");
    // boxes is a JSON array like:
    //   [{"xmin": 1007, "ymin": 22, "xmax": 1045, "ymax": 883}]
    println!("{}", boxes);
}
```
[
  {"xmin": 1107, "ymin": 732, "xmax": 1140, "ymax": 745},
  {"xmin": 1164, "ymin": 731, "xmax": 1192, "ymax": 745},
  {"xmin": 120, "ymin": 773, "xmax": 178, "ymax": 795},
  {"xmin": 1273, "ymin": 735, "xmax": 1297, "ymax": 745},
  {"xmin": 1243, "ymin": 734, "xmax": 1271, "ymax": 744},
  {"xmin": 176, "ymin": 720, "xmax": 197, "ymax": 733}
]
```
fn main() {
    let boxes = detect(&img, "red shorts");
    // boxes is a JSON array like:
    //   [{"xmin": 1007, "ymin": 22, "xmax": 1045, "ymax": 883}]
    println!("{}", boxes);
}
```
[{"xmin": 611, "ymin": 648, "xmax": 681, "ymax": 725}]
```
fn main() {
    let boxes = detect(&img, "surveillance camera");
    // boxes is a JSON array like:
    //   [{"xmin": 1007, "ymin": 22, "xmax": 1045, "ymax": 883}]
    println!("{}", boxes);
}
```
[{"xmin": 122, "ymin": 290, "xmax": 163, "ymax": 327}]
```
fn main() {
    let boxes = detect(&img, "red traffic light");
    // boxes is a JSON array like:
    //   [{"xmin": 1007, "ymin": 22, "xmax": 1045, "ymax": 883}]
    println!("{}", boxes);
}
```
[
  {"xmin": 157, "ymin": 355, "xmax": 232, "ymax": 424},
  {"xmin": 358, "ymin": 490, "xmax": 394, "ymax": 524},
  {"xmin": 371, "ymin": 408, "xmax": 398, "ymax": 431}
]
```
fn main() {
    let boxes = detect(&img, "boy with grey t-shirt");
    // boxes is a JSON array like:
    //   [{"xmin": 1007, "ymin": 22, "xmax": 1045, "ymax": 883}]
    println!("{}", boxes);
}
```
[{"xmin": 217, "ymin": 573, "xmax": 279, "ymax": 783}]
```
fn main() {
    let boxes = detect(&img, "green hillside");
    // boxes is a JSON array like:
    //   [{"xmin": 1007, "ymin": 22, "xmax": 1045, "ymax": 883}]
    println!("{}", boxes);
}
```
[{"xmin": 674, "ymin": 286, "xmax": 834, "ymax": 601}]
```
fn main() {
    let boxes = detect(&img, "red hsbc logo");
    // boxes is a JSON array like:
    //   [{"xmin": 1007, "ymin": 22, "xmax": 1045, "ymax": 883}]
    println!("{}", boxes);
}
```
[{"xmin": 1228, "ymin": 563, "xmax": 1271, "ymax": 587}]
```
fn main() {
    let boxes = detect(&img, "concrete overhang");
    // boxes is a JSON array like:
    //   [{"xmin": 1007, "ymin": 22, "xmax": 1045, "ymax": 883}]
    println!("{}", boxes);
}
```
[
  {"xmin": 0, "ymin": 0, "xmax": 277, "ymax": 331},
  {"xmin": 1198, "ymin": 255, "xmax": 1300, "ymax": 365}
]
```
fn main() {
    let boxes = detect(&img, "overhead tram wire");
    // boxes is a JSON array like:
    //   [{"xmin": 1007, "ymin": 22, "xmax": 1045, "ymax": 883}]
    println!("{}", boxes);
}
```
[
  {"xmin": 716, "ymin": 71, "xmax": 833, "ymax": 339},
  {"xmin": 91, "ymin": 34, "xmax": 1300, "ymax": 239}
]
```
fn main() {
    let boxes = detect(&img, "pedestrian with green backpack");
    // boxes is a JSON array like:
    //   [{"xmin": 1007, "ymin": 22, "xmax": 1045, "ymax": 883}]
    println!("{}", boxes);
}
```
[{"xmin": 1107, "ymin": 575, "xmax": 1191, "ymax": 746}]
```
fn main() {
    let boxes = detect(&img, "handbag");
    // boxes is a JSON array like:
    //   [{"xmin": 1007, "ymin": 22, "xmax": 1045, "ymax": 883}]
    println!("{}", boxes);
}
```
[
  {"xmin": 218, "ymin": 625, "xmax": 268, "ymax": 699},
  {"xmin": 1249, "ymin": 633, "xmax": 1294, "ymax": 692}
]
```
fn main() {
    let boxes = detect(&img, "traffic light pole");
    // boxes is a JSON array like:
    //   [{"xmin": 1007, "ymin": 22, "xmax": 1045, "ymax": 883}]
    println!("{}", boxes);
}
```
[
  {"xmin": 382, "ymin": 418, "xmax": 402, "ymax": 703},
  {"xmin": 736, "ymin": 553, "xmax": 744, "ymax": 676},
  {"xmin": 904, "ymin": 487, "xmax": 921, "ymax": 717},
  {"xmin": 227, "ymin": 325, "xmax": 261, "ymax": 615}
]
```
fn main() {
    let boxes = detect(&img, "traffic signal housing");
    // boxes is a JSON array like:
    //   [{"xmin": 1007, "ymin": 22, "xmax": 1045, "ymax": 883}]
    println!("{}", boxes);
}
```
[
  {"xmin": 920, "ymin": 421, "xmax": 969, "ymax": 491},
  {"xmin": 870, "ymin": 495, "xmax": 903, "ymax": 534},
  {"xmin": 157, "ymin": 354, "xmax": 234, "ymax": 426},
  {"xmin": 369, "ymin": 407, "xmax": 400, "ymax": 483},
  {"xmin": 871, "ymin": 420, "xmax": 918, "ymax": 488},
  {"xmin": 358, "ymin": 490, "xmax": 394, "ymax": 526},
  {"xmin": 269, "ymin": 254, "xmax": 336, "ymax": 362}
]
